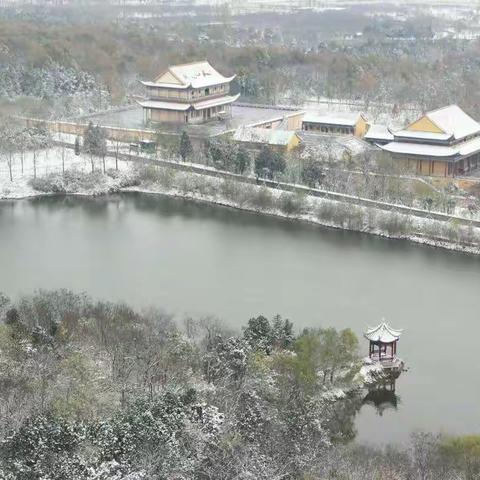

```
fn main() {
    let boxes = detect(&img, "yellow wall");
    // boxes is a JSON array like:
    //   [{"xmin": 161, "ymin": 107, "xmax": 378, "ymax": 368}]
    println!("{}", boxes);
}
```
[
  {"xmin": 25, "ymin": 118, "xmax": 157, "ymax": 143},
  {"xmin": 253, "ymin": 112, "xmax": 304, "ymax": 131},
  {"xmin": 155, "ymin": 70, "xmax": 182, "ymax": 84},
  {"xmin": 407, "ymin": 116, "xmax": 444, "ymax": 133},
  {"xmin": 354, "ymin": 116, "xmax": 369, "ymax": 137},
  {"xmin": 287, "ymin": 134, "xmax": 301, "ymax": 151},
  {"xmin": 150, "ymin": 109, "xmax": 186, "ymax": 123}
]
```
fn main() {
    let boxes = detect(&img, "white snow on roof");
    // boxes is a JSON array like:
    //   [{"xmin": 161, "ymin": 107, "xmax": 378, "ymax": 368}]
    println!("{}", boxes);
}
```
[
  {"xmin": 136, "ymin": 100, "xmax": 191, "ymax": 111},
  {"xmin": 298, "ymin": 132, "xmax": 372, "ymax": 160},
  {"xmin": 422, "ymin": 105, "xmax": 480, "ymax": 140},
  {"xmin": 394, "ymin": 129, "xmax": 452, "ymax": 142},
  {"xmin": 141, "ymin": 80, "xmax": 189, "ymax": 90},
  {"xmin": 303, "ymin": 111, "xmax": 364, "ymax": 127},
  {"xmin": 458, "ymin": 136, "xmax": 480, "ymax": 156},
  {"xmin": 234, "ymin": 127, "xmax": 298, "ymax": 146},
  {"xmin": 364, "ymin": 124, "xmax": 394, "ymax": 142},
  {"xmin": 364, "ymin": 323, "xmax": 402, "ymax": 343},
  {"xmin": 169, "ymin": 61, "xmax": 235, "ymax": 89},
  {"xmin": 192, "ymin": 93, "xmax": 240, "ymax": 110},
  {"xmin": 381, "ymin": 141, "xmax": 458, "ymax": 157},
  {"xmin": 382, "ymin": 134, "xmax": 480, "ymax": 159}
]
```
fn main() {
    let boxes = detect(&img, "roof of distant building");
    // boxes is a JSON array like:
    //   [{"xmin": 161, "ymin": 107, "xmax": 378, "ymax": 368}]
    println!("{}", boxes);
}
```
[
  {"xmin": 409, "ymin": 105, "xmax": 480, "ymax": 141},
  {"xmin": 152, "ymin": 61, "xmax": 236, "ymax": 89},
  {"xmin": 136, "ymin": 100, "xmax": 191, "ymax": 111},
  {"xmin": 192, "ymin": 94, "xmax": 240, "ymax": 110},
  {"xmin": 298, "ymin": 131, "xmax": 373, "ymax": 159},
  {"xmin": 381, "ymin": 141, "xmax": 458, "ymax": 157},
  {"xmin": 364, "ymin": 323, "xmax": 402, "ymax": 343},
  {"xmin": 394, "ymin": 129, "xmax": 453, "ymax": 142},
  {"xmin": 136, "ymin": 93, "xmax": 240, "ymax": 112},
  {"xmin": 303, "ymin": 111, "xmax": 366, "ymax": 127},
  {"xmin": 364, "ymin": 124, "xmax": 394, "ymax": 142},
  {"xmin": 233, "ymin": 127, "xmax": 299, "ymax": 146}
]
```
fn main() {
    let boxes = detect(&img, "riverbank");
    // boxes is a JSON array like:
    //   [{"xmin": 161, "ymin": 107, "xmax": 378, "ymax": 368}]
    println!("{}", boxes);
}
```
[
  {"xmin": 1, "ymin": 151, "xmax": 480, "ymax": 255},
  {"xmin": 125, "ymin": 182, "xmax": 480, "ymax": 256}
]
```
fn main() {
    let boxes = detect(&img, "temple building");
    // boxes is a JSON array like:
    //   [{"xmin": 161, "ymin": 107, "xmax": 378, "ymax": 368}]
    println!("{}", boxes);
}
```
[
  {"xmin": 138, "ymin": 61, "xmax": 240, "ymax": 124},
  {"xmin": 374, "ymin": 105, "xmax": 480, "ymax": 176},
  {"xmin": 302, "ymin": 112, "xmax": 369, "ymax": 137}
]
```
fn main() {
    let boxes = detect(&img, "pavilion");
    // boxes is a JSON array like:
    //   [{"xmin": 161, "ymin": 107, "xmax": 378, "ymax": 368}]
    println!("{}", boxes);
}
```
[{"xmin": 364, "ymin": 322, "xmax": 403, "ymax": 364}]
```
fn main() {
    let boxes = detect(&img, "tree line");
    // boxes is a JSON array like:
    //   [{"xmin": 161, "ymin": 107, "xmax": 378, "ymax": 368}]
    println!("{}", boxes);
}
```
[{"xmin": 0, "ymin": 290, "xmax": 479, "ymax": 479}]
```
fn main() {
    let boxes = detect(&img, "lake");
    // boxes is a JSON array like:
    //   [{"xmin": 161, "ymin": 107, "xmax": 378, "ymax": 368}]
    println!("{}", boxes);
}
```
[{"xmin": 1, "ymin": 193, "xmax": 480, "ymax": 445}]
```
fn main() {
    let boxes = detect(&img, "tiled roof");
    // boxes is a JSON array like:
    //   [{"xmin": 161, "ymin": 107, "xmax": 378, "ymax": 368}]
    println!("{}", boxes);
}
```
[
  {"xmin": 303, "ymin": 111, "xmax": 365, "ymax": 127},
  {"xmin": 415, "ymin": 105, "xmax": 480, "ymax": 141},
  {"xmin": 234, "ymin": 127, "xmax": 298, "ymax": 146},
  {"xmin": 192, "ymin": 94, "xmax": 240, "ymax": 110},
  {"xmin": 167, "ymin": 61, "xmax": 235, "ymax": 89},
  {"xmin": 364, "ymin": 124, "xmax": 394, "ymax": 142},
  {"xmin": 364, "ymin": 323, "xmax": 402, "ymax": 343},
  {"xmin": 136, "ymin": 100, "xmax": 191, "ymax": 111}
]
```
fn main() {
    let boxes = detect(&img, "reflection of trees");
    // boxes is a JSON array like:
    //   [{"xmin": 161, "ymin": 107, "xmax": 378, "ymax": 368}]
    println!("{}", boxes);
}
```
[
  {"xmin": 27, "ymin": 194, "xmax": 113, "ymax": 218},
  {"xmin": 325, "ymin": 390, "xmax": 364, "ymax": 442}
]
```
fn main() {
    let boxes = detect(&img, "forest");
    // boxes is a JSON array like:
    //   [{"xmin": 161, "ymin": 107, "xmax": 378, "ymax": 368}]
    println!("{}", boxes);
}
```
[
  {"xmin": 2, "ymin": 4, "xmax": 480, "ymax": 120},
  {"xmin": 0, "ymin": 290, "xmax": 479, "ymax": 479}
]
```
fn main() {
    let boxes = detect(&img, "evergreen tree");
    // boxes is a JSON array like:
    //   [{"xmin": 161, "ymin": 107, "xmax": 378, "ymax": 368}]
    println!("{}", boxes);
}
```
[
  {"xmin": 235, "ymin": 147, "xmax": 250, "ymax": 174},
  {"xmin": 255, "ymin": 146, "xmax": 286, "ymax": 179},
  {"xmin": 74, "ymin": 136, "xmax": 81, "ymax": 156},
  {"xmin": 179, "ymin": 131, "xmax": 193, "ymax": 162},
  {"xmin": 301, "ymin": 158, "xmax": 324, "ymax": 187},
  {"xmin": 83, "ymin": 123, "xmax": 107, "ymax": 172}
]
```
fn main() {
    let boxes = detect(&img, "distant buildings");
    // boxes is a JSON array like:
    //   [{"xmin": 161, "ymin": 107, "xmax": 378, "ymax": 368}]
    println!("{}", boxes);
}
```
[
  {"xmin": 302, "ymin": 112, "xmax": 369, "ymax": 137},
  {"xmin": 138, "ymin": 61, "xmax": 240, "ymax": 124},
  {"xmin": 374, "ymin": 105, "xmax": 480, "ymax": 177}
]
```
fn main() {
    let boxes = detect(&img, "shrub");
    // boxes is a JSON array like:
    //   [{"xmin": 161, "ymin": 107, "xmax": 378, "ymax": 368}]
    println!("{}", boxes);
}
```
[
  {"xmin": 377, "ymin": 212, "xmax": 411, "ymax": 236},
  {"xmin": 345, "ymin": 206, "xmax": 365, "ymax": 231},
  {"xmin": 277, "ymin": 192, "xmax": 307, "ymax": 216},
  {"xmin": 249, "ymin": 187, "xmax": 275, "ymax": 211},
  {"xmin": 30, "ymin": 174, "xmax": 66, "ymax": 193},
  {"xmin": 316, "ymin": 201, "xmax": 337, "ymax": 223},
  {"xmin": 331, "ymin": 203, "xmax": 352, "ymax": 226}
]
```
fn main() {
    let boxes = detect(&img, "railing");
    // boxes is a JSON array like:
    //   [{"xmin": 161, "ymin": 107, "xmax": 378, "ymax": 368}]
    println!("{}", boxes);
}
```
[{"xmin": 147, "ymin": 92, "xmax": 228, "ymax": 103}]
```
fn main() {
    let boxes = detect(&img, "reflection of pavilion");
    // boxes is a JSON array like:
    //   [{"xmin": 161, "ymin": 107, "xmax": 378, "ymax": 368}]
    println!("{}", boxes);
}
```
[
  {"xmin": 363, "ymin": 381, "xmax": 400, "ymax": 416},
  {"xmin": 364, "ymin": 322, "xmax": 404, "ymax": 376}
]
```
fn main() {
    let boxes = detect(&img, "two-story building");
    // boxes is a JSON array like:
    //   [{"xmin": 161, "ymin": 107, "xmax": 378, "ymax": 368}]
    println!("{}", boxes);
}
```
[{"xmin": 138, "ymin": 61, "xmax": 240, "ymax": 124}]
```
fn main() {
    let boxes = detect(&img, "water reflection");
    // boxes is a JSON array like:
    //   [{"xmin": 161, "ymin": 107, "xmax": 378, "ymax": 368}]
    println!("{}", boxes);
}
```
[
  {"xmin": 363, "ymin": 380, "xmax": 400, "ymax": 417},
  {"xmin": 2, "ymin": 193, "xmax": 480, "ymax": 444}
]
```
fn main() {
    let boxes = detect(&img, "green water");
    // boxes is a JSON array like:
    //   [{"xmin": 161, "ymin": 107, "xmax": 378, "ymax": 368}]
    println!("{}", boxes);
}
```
[{"xmin": 1, "ymin": 193, "xmax": 480, "ymax": 445}]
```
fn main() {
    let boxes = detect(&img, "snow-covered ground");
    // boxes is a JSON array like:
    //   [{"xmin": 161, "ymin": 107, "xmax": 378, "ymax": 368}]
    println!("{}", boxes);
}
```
[
  {"xmin": 0, "ymin": 146, "xmax": 132, "ymax": 199},
  {"xmin": 2, "ymin": 145, "xmax": 479, "ymax": 255}
]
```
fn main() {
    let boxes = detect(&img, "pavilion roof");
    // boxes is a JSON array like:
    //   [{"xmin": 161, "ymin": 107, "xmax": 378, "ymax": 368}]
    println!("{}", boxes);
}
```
[{"xmin": 364, "ymin": 323, "xmax": 402, "ymax": 343}]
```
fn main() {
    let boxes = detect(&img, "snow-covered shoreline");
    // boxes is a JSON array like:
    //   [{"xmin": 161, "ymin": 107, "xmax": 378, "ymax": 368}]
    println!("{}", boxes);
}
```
[
  {"xmin": 123, "ymin": 185, "xmax": 480, "ymax": 256},
  {"xmin": 1, "ymin": 147, "xmax": 479, "ymax": 256},
  {"xmin": 2, "ymin": 177, "xmax": 480, "ymax": 257}
]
